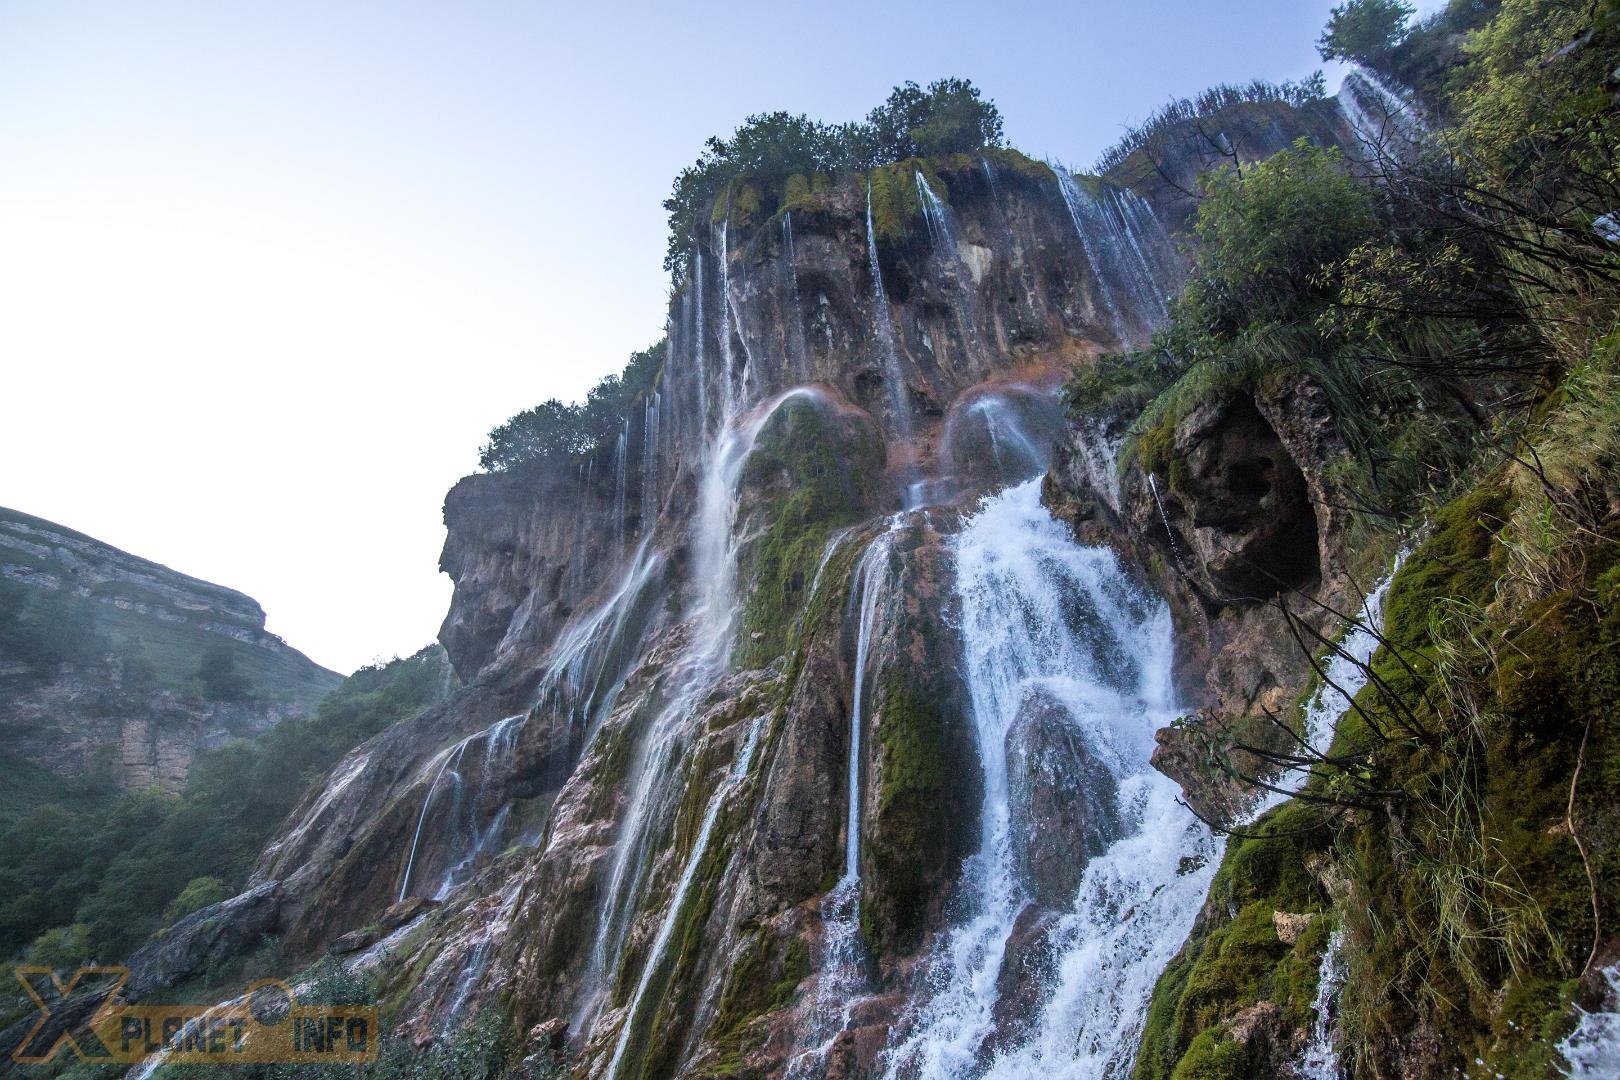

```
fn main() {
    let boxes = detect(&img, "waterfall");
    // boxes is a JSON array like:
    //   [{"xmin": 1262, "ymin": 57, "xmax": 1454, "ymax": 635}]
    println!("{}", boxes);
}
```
[
  {"xmin": 843, "ymin": 534, "xmax": 889, "ymax": 881},
  {"xmin": 969, "ymin": 397, "xmax": 1046, "ymax": 482},
  {"xmin": 1145, "ymin": 473, "xmax": 1189, "ymax": 572},
  {"xmin": 576, "ymin": 388, "xmax": 825, "ymax": 1036},
  {"xmin": 694, "ymin": 245, "xmax": 710, "ymax": 437},
  {"xmin": 915, "ymin": 171, "xmax": 960, "ymax": 262},
  {"xmin": 716, "ymin": 219, "xmax": 737, "ymax": 420},
  {"xmin": 782, "ymin": 212, "xmax": 811, "ymax": 380},
  {"xmin": 534, "ymin": 533, "xmax": 664, "ymax": 748},
  {"xmin": 1297, "ymin": 928, "xmax": 1347, "ymax": 1079},
  {"xmin": 880, "ymin": 479, "xmax": 1218, "ymax": 1079},
  {"xmin": 604, "ymin": 712, "xmax": 769, "ymax": 1080},
  {"xmin": 641, "ymin": 393, "xmax": 659, "ymax": 532},
  {"xmin": 1560, "ymin": 963, "xmax": 1620, "ymax": 1076},
  {"xmin": 864, "ymin": 181, "xmax": 914, "ymax": 441},
  {"xmin": 1242, "ymin": 564, "xmax": 1399, "ymax": 824},
  {"xmin": 979, "ymin": 156, "xmax": 999, "ymax": 197},
  {"xmin": 614, "ymin": 420, "xmax": 629, "ymax": 557},
  {"xmin": 1337, "ymin": 70, "xmax": 1426, "ymax": 159},
  {"xmin": 1053, "ymin": 167, "xmax": 1127, "ymax": 340},
  {"xmin": 398, "ymin": 742, "xmax": 468, "ymax": 903},
  {"xmin": 397, "ymin": 712, "xmax": 527, "ymax": 903},
  {"xmin": 1053, "ymin": 166, "xmax": 1171, "ymax": 336},
  {"xmin": 915, "ymin": 169, "xmax": 990, "ymax": 376},
  {"xmin": 790, "ymin": 529, "xmax": 896, "ymax": 1075}
]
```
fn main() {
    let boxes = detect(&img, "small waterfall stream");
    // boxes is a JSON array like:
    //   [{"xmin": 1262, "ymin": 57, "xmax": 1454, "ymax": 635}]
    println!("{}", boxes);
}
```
[
  {"xmin": 915, "ymin": 171, "xmax": 960, "ymax": 261},
  {"xmin": 1297, "ymin": 928, "xmax": 1347, "ymax": 1079},
  {"xmin": 791, "ymin": 527, "xmax": 897, "ymax": 1075},
  {"xmin": 1560, "ymin": 963, "xmax": 1620, "ymax": 1076},
  {"xmin": 397, "ymin": 712, "xmax": 526, "ymax": 903},
  {"xmin": 1053, "ymin": 168, "xmax": 1127, "ymax": 340},
  {"xmin": 575, "ymin": 388, "xmax": 824, "ymax": 1039},
  {"xmin": 604, "ymin": 712, "xmax": 769, "ymax": 1080},
  {"xmin": 865, "ymin": 181, "xmax": 914, "ymax": 441},
  {"xmin": 693, "ymin": 245, "xmax": 709, "ymax": 437},
  {"xmin": 1337, "ymin": 69, "xmax": 1426, "ymax": 158},
  {"xmin": 881, "ymin": 479, "xmax": 1218, "ymax": 1079},
  {"xmin": 782, "ymin": 212, "xmax": 811, "ymax": 380}
]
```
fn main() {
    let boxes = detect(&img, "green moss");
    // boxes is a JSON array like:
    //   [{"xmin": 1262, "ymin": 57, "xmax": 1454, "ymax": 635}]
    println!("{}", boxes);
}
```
[
  {"xmin": 1169, "ymin": 1028, "xmax": 1248, "ymax": 1080},
  {"xmin": 867, "ymin": 161, "xmax": 925, "ymax": 242},
  {"xmin": 982, "ymin": 146, "xmax": 1057, "ymax": 181},
  {"xmin": 706, "ymin": 928, "xmax": 810, "ymax": 1074},
  {"xmin": 863, "ymin": 674, "xmax": 956, "ymax": 952},
  {"xmin": 1134, "ymin": 800, "xmax": 1332, "ymax": 1080},
  {"xmin": 736, "ymin": 397, "xmax": 881, "ymax": 668}
]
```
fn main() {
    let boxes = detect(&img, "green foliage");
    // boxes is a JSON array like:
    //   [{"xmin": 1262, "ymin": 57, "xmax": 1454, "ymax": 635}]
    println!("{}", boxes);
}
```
[
  {"xmin": 663, "ymin": 78, "xmax": 1003, "ymax": 272},
  {"xmin": 194, "ymin": 644, "xmax": 252, "ymax": 702},
  {"xmin": 162, "ymin": 876, "xmax": 233, "ymax": 925},
  {"xmin": 1191, "ymin": 141, "xmax": 1377, "ymax": 329},
  {"xmin": 1135, "ymin": 802, "xmax": 1335, "ymax": 1080},
  {"xmin": 0, "ymin": 578, "xmax": 106, "ymax": 686},
  {"xmin": 22, "ymin": 923, "xmax": 93, "ymax": 973},
  {"xmin": 735, "ymin": 397, "xmax": 880, "ymax": 668},
  {"xmin": 1092, "ymin": 76, "xmax": 1328, "ymax": 175},
  {"xmin": 0, "ymin": 647, "xmax": 448, "ymax": 964},
  {"xmin": 479, "ymin": 339, "xmax": 666, "ymax": 473},
  {"xmin": 1317, "ymin": 0, "xmax": 1415, "ymax": 67}
]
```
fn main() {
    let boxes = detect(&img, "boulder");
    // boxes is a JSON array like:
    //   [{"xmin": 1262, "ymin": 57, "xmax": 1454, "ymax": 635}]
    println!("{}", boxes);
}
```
[
  {"xmin": 126, "ymin": 881, "xmax": 283, "ymax": 997},
  {"xmin": 1006, "ymin": 690, "xmax": 1119, "ymax": 906}
]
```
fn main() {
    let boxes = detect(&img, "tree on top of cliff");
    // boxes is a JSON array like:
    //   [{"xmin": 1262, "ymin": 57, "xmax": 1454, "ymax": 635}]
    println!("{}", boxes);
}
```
[
  {"xmin": 662, "ymin": 77, "xmax": 1004, "ymax": 274},
  {"xmin": 1317, "ymin": 0, "xmax": 1415, "ymax": 68},
  {"xmin": 479, "ymin": 338, "xmax": 667, "ymax": 473}
]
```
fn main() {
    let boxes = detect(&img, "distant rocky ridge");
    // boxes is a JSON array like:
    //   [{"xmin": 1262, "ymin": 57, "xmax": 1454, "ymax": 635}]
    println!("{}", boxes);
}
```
[{"xmin": 0, "ymin": 506, "xmax": 342, "ymax": 792}]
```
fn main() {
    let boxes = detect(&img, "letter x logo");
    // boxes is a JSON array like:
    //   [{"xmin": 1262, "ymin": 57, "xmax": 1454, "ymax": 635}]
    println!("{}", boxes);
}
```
[{"xmin": 10, "ymin": 966, "xmax": 127, "ymax": 1064}]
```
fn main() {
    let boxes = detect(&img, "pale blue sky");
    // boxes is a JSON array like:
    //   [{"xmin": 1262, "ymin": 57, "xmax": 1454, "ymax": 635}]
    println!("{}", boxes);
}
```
[{"xmin": 0, "ymin": 1, "xmax": 1448, "ymax": 672}]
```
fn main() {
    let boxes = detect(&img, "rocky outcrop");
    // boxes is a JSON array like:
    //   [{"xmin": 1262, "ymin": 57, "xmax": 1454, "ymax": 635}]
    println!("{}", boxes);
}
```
[
  {"xmin": 1048, "ymin": 371, "xmax": 1374, "ymax": 828},
  {"xmin": 0, "ymin": 507, "xmax": 341, "ymax": 791},
  {"xmin": 125, "ymin": 881, "xmax": 285, "ymax": 997},
  {"xmin": 214, "ymin": 97, "xmax": 1361, "ymax": 1079},
  {"xmin": 1005, "ymin": 689, "xmax": 1118, "ymax": 907}
]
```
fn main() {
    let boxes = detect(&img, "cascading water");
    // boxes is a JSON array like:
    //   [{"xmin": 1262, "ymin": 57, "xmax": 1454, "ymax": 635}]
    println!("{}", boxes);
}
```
[
  {"xmin": 1243, "ymin": 565, "xmax": 1399, "ymax": 824},
  {"xmin": 865, "ymin": 181, "xmax": 914, "ymax": 442},
  {"xmin": 1297, "ymin": 928, "xmax": 1347, "ymax": 1079},
  {"xmin": 397, "ymin": 712, "xmax": 527, "ymax": 903},
  {"xmin": 968, "ymin": 397, "xmax": 1046, "ymax": 482},
  {"xmin": 916, "ymin": 171, "xmax": 960, "ymax": 261},
  {"xmin": 790, "ymin": 528, "xmax": 896, "ymax": 1076},
  {"xmin": 716, "ymin": 218, "xmax": 738, "ymax": 421},
  {"xmin": 1053, "ymin": 167, "xmax": 1127, "ymax": 340},
  {"xmin": 575, "ymin": 388, "xmax": 825, "ymax": 1038},
  {"xmin": 1560, "ymin": 963, "xmax": 1620, "ymax": 1076},
  {"xmin": 1053, "ymin": 166, "xmax": 1171, "ymax": 335},
  {"xmin": 693, "ymin": 244, "xmax": 710, "ymax": 437},
  {"xmin": 604, "ymin": 712, "xmax": 769, "ymax": 1080},
  {"xmin": 641, "ymin": 392, "xmax": 659, "ymax": 532},
  {"xmin": 782, "ymin": 211, "xmax": 811, "ymax": 380},
  {"xmin": 1337, "ymin": 70, "xmax": 1426, "ymax": 159},
  {"xmin": 880, "ymin": 479, "xmax": 1218, "ymax": 1079},
  {"xmin": 614, "ymin": 419, "xmax": 629, "ymax": 557},
  {"xmin": 534, "ymin": 534, "xmax": 664, "ymax": 750}
]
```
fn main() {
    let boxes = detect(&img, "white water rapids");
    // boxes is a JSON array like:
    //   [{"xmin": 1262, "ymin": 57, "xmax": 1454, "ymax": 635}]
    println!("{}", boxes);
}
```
[{"xmin": 881, "ymin": 479, "xmax": 1219, "ymax": 1079}]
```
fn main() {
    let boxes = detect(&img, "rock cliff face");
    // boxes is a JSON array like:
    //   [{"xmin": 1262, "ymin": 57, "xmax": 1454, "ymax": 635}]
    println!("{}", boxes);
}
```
[
  {"xmin": 0, "ymin": 507, "xmax": 341, "ymax": 792},
  {"xmin": 1046, "ymin": 371, "xmax": 1376, "ymax": 825},
  {"xmin": 212, "ymin": 96, "xmax": 1371, "ymax": 1079}
]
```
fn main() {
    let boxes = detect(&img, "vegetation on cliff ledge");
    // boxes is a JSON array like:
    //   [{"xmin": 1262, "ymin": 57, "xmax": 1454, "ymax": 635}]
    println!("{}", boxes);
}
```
[{"xmin": 1110, "ymin": 0, "xmax": 1620, "ymax": 1075}]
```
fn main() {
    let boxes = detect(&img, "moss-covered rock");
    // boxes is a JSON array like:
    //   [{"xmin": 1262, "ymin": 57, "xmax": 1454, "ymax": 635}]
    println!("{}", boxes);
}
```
[{"xmin": 734, "ymin": 394, "xmax": 883, "ymax": 669}]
